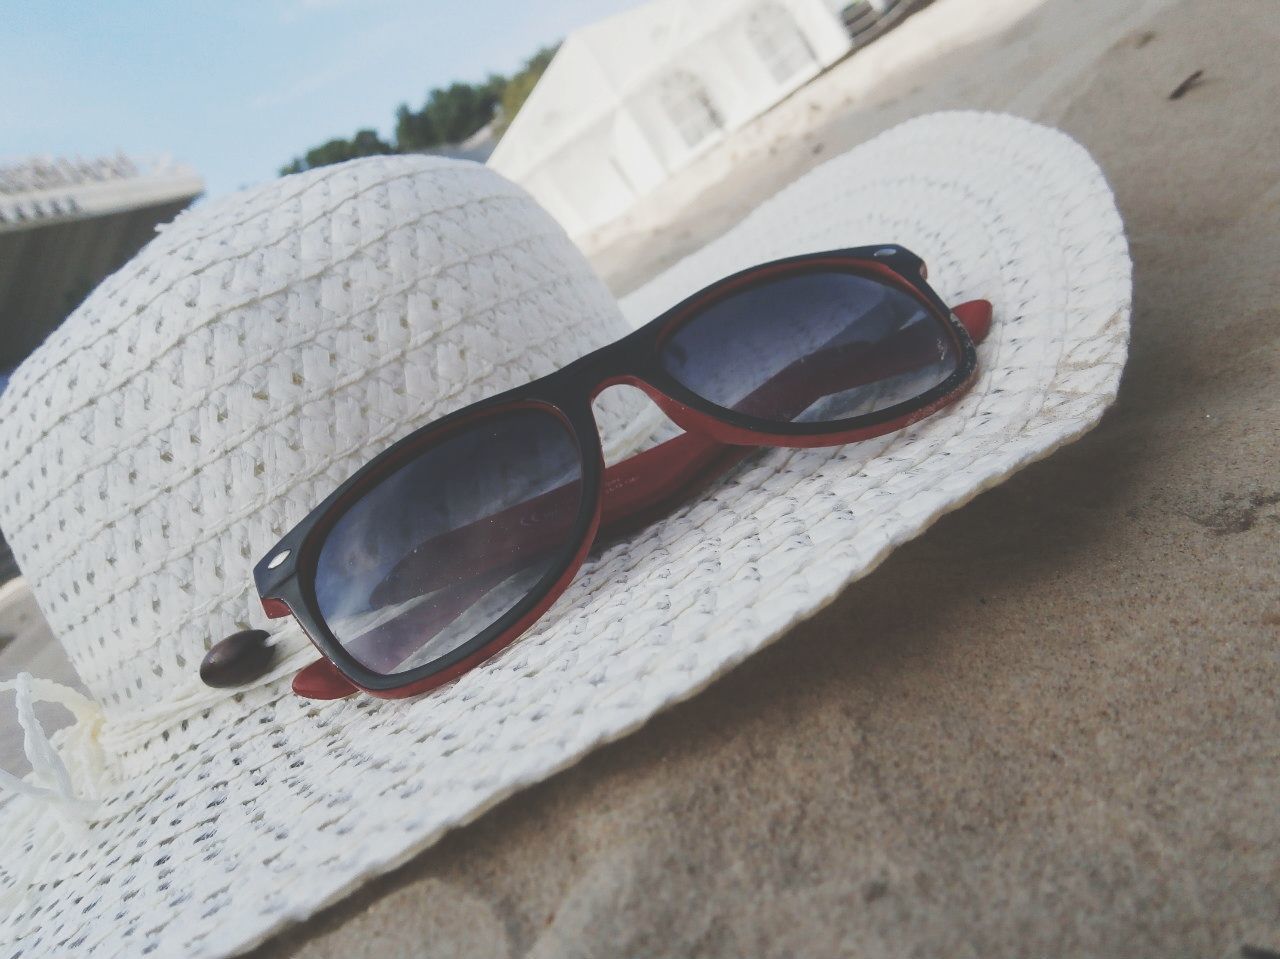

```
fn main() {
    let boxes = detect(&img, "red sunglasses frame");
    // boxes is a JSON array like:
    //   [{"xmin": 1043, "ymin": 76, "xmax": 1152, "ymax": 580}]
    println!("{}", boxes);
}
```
[{"xmin": 253, "ymin": 245, "xmax": 992, "ymax": 701}]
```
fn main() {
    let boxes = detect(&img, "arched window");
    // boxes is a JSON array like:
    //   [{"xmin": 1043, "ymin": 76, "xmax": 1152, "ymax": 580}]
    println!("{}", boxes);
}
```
[
  {"xmin": 659, "ymin": 71, "xmax": 724, "ymax": 150},
  {"xmin": 746, "ymin": 3, "xmax": 817, "ymax": 84}
]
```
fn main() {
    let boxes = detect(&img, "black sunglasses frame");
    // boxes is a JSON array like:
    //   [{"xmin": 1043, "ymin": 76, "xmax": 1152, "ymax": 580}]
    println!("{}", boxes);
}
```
[{"xmin": 253, "ymin": 244, "xmax": 980, "ymax": 699}]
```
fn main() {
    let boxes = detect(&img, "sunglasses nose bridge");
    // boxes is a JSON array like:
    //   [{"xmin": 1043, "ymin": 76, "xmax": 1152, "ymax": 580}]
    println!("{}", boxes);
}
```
[
  {"xmin": 589, "ymin": 370, "xmax": 647, "ymax": 403},
  {"xmin": 544, "ymin": 342, "xmax": 666, "ymax": 461},
  {"xmin": 555, "ymin": 331, "xmax": 654, "ymax": 410}
]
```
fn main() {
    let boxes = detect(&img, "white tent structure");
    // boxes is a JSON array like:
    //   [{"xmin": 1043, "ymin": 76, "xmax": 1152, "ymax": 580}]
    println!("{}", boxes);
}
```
[{"xmin": 489, "ymin": 0, "xmax": 852, "ymax": 238}]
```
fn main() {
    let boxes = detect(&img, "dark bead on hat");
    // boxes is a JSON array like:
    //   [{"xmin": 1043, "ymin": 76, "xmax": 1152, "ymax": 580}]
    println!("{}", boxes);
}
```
[{"xmin": 200, "ymin": 629, "xmax": 276, "ymax": 688}]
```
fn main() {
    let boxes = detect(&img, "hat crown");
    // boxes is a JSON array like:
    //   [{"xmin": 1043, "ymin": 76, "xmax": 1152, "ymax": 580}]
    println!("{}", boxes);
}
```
[{"xmin": 0, "ymin": 156, "xmax": 638, "ymax": 716}]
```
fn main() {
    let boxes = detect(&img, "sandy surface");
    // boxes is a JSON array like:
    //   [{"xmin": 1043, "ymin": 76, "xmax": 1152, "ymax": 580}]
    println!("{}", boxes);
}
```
[{"xmin": 4, "ymin": 0, "xmax": 1278, "ymax": 954}]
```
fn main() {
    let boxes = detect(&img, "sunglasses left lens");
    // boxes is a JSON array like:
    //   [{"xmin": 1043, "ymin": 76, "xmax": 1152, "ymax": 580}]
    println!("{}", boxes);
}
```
[{"xmin": 313, "ymin": 406, "xmax": 584, "ymax": 677}]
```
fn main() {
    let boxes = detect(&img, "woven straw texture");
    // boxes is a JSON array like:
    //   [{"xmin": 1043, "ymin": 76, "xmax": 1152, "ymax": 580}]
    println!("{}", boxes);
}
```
[{"xmin": 0, "ymin": 112, "xmax": 1129, "ymax": 958}]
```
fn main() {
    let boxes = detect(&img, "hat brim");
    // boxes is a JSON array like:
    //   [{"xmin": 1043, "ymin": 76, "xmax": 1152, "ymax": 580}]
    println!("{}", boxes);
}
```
[{"xmin": 0, "ymin": 112, "xmax": 1129, "ymax": 957}]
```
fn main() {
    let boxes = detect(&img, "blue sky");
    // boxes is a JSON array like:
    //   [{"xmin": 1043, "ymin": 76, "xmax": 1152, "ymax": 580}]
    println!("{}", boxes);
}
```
[{"xmin": 1, "ymin": 0, "xmax": 641, "ymax": 198}]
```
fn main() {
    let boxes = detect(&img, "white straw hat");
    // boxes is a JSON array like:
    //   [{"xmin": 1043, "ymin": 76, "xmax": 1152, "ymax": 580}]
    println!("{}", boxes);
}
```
[{"xmin": 0, "ymin": 111, "xmax": 1129, "ymax": 957}]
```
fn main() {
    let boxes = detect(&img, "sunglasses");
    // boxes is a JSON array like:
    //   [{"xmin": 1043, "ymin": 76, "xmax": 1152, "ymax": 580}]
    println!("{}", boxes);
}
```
[{"xmin": 235, "ymin": 245, "xmax": 991, "ymax": 700}]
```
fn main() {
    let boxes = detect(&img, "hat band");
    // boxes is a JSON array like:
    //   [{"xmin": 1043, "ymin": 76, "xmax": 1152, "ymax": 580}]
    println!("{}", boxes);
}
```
[{"xmin": 0, "ymin": 632, "xmax": 314, "ymax": 820}]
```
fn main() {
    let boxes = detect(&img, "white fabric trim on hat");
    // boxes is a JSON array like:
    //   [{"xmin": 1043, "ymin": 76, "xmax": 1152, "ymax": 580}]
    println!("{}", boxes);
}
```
[
  {"xmin": 0, "ymin": 112, "xmax": 1129, "ymax": 957},
  {"xmin": 0, "ymin": 674, "xmax": 101, "ymax": 821}
]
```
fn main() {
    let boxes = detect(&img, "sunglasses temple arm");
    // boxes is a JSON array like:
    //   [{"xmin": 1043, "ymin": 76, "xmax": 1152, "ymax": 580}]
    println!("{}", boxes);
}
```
[
  {"xmin": 597, "ymin": 298, "xmax": 994, "ymax": 538},
  {"xmin": 293, "ymin": 655, "xmax": 360, "ymax": 699},
  {"xmin": 953, "ymin": 299, "xmax": 992, "ymax": 343},
  {"xmin": 597, "ymin": 432, "xmax": 750, "ymax": 540}
]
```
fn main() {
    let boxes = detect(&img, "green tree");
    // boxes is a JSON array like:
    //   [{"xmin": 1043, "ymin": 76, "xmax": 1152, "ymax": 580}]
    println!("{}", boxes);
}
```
[
  {"xmin": 279, "ymin": 129, "xmax": 394, "ymax": 176},
  {"xmin": 279, "ymin": 41, "xmax": 562, "ymax": 175},
  {"xmin": 394, "ymin": 103, "xmax": 439, "ymax": 152},
  {"xmin": 391, "ymin": 75, "xmax": 503, "ymax": 152},
  {"xmin": 423, "ymin": 81, "xmax": 499, "ymax": 144}
]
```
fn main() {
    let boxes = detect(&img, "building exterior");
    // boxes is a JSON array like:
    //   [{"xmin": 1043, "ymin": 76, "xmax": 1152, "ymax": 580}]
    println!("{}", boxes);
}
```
[
  {"xmin": 0, "ymin": 153, "xmax": 203, "ymax": 372},
  {"xmin": 488, "ymin": 0, "xmax": 851, "ymax": 238}
]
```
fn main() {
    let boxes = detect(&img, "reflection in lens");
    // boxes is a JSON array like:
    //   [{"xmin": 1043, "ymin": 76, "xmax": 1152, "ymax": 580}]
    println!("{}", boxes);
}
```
[
  {"xmin": 314, "ymin": 407, "xmax": 583, "ymax": 676},
  {"xmin": 659, "ymin": 270, "xmax": 959, "ymax": 424}
]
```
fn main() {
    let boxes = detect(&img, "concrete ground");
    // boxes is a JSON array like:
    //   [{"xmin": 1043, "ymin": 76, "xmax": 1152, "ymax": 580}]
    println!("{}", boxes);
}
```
[{"xmin": 4, "ymin": 0, "xmax": 1277, "ymax": 954}]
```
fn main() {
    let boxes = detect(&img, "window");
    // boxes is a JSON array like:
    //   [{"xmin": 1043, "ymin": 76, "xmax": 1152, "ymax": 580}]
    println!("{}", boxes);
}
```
[
  {"xmin": 659, "ymin": 71, "xmax": 725, "ymax": 150},
  {"xmin": 747, "ymin": 3, "xmax": 817, "ymax": 84}
]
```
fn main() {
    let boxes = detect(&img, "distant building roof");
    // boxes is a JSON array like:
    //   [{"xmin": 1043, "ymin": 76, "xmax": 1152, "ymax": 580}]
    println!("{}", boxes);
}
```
[
  {"xmin": 0, "ymin": 151, "xmax": 204, "ymax": 371},
  {"xmin": 421, "ymin": 120, "xmax": 500, "ymax": 165},
  {"xmin": 0, "ymin": 153, "xmax": 203, "ymax": 233}
]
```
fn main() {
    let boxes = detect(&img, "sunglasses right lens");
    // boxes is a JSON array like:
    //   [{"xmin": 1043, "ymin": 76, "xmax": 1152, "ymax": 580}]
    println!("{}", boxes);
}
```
[
  {"xmin": 313, "ymin": 406, "xmax": 584, "ymax": 678},
  {"xmin": 658, "ymin": 269, "xmax": 960, "ymax": 426}
]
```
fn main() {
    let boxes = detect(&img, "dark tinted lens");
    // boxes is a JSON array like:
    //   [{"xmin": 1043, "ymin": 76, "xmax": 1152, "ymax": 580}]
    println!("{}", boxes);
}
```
[
  {"xmin": 659, "ymin": 270, "xmax": 959, "ymax": 425},
  {"xmin": 314, "ymin": 407, "xmax": 583, "ymax": 676}
]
